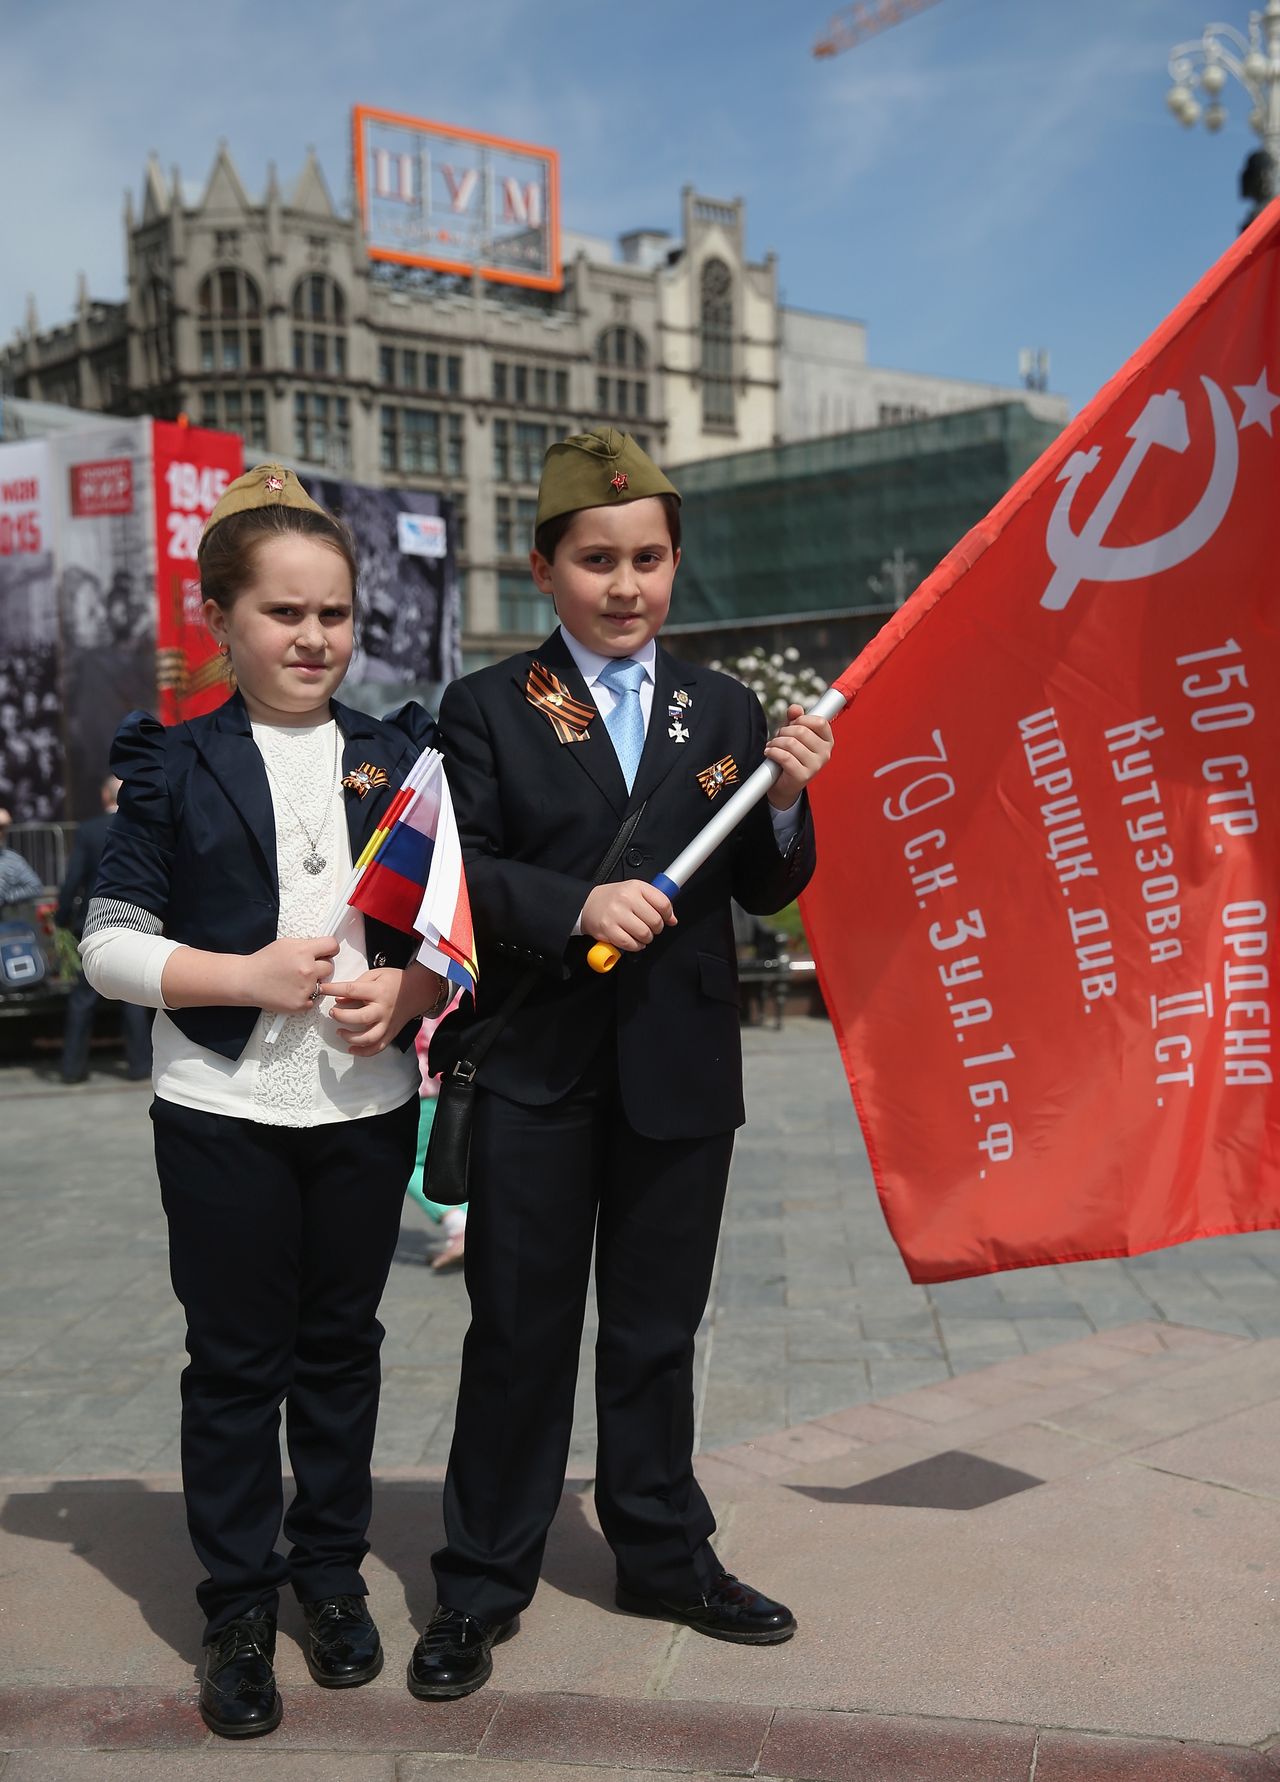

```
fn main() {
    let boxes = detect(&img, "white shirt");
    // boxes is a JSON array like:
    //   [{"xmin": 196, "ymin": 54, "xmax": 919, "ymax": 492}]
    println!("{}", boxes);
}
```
[
  {"xmin": 81, "ymin": 718, "xmax": 418, "ymax": 1127},
  {"xmin": 557, "ymin": 625, "xmax": 803, "ymax": 840}
]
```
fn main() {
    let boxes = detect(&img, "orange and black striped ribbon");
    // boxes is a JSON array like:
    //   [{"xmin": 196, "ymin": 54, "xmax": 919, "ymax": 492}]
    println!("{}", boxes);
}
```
[
  {"xmin": 697, "ymin": 754, "xmax": 740, "ymax": 800},
  {"xmin": 525, "ymin": 660, "xmax": 597, "ymax": 744}
]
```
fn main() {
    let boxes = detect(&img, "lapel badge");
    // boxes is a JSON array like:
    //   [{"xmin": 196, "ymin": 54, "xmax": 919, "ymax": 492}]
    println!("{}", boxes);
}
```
[
  {"xmin": 526, "ymin": 660, "xmax": 595, "ymax": 744},
  {"xmin": 342, "ymin": 761, "xmax": 390, "ymax": 799},
  {"xmin": 674, "ymin": 689, "xmax": 691, "ymax": 709},
  {"xmin": 668, "ymin": 716, "xmax": 690, "ymax": 744},
  {"xmin": 697, "ymin": 754, "xmax": 739, "ymax": 800}
]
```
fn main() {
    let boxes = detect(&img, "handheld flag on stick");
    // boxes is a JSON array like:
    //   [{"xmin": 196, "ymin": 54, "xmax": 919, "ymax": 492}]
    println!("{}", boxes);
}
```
[
  {"xmin": 585, "ymin": 687, "xmax": 848, "ymax": 975},
  {"xmin": 799, "ymin": 203, "xmax": 1280, "ymax": 1283},
  {"xmin": 263, "ymin": 747, "xmax": 476, "ymax": 1045}
]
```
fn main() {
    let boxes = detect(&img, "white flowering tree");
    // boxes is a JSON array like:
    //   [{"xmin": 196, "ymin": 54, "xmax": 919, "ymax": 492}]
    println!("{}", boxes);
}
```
[{"xmin": 707, "ymin": 645, "xmax": 828, "ymax": 727}]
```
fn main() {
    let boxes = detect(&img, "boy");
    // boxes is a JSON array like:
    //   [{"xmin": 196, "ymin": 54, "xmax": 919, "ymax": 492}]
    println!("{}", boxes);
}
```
[{"xmin": 411, "ymin": 429, "xmax": 833, "ymax": 1699}]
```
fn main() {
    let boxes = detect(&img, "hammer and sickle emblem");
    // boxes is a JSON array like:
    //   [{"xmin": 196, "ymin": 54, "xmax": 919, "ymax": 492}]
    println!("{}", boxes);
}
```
[{"xmin": 1040, "ymin": 376, "xmax": 1239, "ymax": 611}]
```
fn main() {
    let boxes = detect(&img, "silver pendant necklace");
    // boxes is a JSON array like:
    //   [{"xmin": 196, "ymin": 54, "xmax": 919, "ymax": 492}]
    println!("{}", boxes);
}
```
[{"xmin": 261, "ymin": 724, "xmax": 339, "ymax": 876}]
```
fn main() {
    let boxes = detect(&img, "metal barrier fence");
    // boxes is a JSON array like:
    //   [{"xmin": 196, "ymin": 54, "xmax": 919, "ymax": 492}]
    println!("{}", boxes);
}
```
[{"xmin": 8, "ymin": 822, "xmax": 74, "ymax": 893}]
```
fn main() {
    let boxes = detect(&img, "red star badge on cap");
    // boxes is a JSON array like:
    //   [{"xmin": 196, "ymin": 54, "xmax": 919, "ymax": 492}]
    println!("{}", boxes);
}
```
[
  {"xmin": 265, "ymin": 474, "xmax": 284, "ymax": 492},
  {"xmin": 610, "ymin": 472, "xmax": 629, "ymax": 493}
]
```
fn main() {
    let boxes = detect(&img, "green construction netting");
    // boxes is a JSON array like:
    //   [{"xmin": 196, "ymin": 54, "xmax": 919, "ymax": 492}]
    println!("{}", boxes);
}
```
[{"xmin": 670, "ymin": 401, "xmax": 1064, "ymax": 629}]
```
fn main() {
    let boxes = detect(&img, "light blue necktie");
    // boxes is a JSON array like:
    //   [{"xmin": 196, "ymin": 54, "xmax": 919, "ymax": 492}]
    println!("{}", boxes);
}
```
[{"xmin": 597, "ymin": 656, "xmax": 647, "ymax": 791}]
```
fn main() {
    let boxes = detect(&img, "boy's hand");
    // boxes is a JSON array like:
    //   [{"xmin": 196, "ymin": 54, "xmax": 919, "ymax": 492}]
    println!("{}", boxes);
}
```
[
  {"xmin": 765, "ymin": 705, "xmax": 835, "ymax": 810},
  {"xmin": 325, "ymin": 963, "xmax": 450, "ymax": 1056},
  {"xmin": 582, "ymin": 881, "xmax": 676, "ymax": 953}
]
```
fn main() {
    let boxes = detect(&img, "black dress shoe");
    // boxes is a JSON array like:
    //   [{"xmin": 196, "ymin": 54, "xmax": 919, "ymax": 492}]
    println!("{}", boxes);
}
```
[
  {"xmin": 406, "ymin": 1605, "xmax": 519, "ymax": 1700},
  {"xmin": 301, "ymin": 1593, "xmax": 384, "ymax": 1687},
  {"xmin": 616, "ymin": 1570, "xmax": 797, "ymax": 1644},
  {"xmin": 199, "ymin": 1608, "xmax": 282, "ymax": 1738}
]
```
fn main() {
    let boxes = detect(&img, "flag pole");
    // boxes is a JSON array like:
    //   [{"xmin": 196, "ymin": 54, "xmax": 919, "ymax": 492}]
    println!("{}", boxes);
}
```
[{"xmin": 586, "ymin": 687, "xmax": 849, "ymax": 974}]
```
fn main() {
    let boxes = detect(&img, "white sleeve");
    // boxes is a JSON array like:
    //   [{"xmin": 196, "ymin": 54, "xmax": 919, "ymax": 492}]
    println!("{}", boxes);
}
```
[
  {"xmin": 81, "ymin": 926, "xmax": 183, "ymax": 1009},
  {"xmin": 769, "ymin": 798, "xmax": 803, "ymax": 848}
]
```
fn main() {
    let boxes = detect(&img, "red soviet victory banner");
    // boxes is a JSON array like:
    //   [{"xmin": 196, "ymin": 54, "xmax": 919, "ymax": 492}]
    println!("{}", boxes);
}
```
[
  {"xmin": 801, "ymin": 206, "xmax": 1280, "ymax": 1284},
  {"xmin": 152, "ymin": 420, "xmax": 243, "ymax": 724}
]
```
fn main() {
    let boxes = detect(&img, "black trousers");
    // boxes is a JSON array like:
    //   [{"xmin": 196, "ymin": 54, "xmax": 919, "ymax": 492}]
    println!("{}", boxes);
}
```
[
  {"xmin": 431, "ymin": 1059, "xmax": 735, "ymax": 1624},
  {"xmin": 61, "ymin": 972, "xmax": 153, "ymax": 1080},
  {"xmin": 152, "ymin": 1093, "xmax": 418, "ymax": 1640}
]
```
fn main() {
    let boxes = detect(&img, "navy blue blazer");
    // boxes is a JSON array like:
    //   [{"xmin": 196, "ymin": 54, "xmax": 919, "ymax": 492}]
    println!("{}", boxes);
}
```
[
  {"xmin": 93, "ymin": 689, "xmax": 436, "ymax": 1061},
  {"xmin": 430, "ymin": 631, "xmax": 816, "ymax": 1139}
]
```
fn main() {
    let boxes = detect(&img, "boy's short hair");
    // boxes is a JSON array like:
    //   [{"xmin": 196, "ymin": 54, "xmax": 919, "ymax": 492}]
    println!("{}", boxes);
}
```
[{"xmin": 533, "ymin": 492, "xmax": 682, "ymax": 564}]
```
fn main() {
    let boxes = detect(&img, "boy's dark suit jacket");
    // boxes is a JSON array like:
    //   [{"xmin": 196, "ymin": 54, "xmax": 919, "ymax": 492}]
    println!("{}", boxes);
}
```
[
  {"xmin": 94, "ymin": 689, "xmax": 436, "ymax": 1060},
  {"xmin": 430, "ymin": 629, "xmax": 816, "ymax": 1139}
]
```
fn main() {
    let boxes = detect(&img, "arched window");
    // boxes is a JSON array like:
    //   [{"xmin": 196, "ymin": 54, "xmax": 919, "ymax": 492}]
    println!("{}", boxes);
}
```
[
  {"xmin": 594, "ymin": 327, "xmax": 650, "ymax": 420},
  {"xmin": 197, "ymin": 268, "xmax": 263, "ymax": 374},
  {"xmin": 291, "ymin": 274, "xmax": 347, "ymax": 378},
  {"xmin": 700, "ymin": 258, "xmax": 734, "ymax": 430},
  {"xmin": 289, "ymin": 276, "xmax": 350, "ymax": 467},
  {"xmin": 195, "ymin": 268, "xmax": 267, "ymax": 450},
  {"xmin": 141, "ymin": 278, "xmax": 174, "ymax": 386}
]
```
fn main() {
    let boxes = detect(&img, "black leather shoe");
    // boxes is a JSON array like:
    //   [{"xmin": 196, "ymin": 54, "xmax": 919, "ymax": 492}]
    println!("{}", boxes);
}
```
[
  {"xmin": 615, "ymin": 1570, "xmax": 797, "ymax": 1644},
  {"xmin": 406, "ymin": 1605, "xmax": 519, "ymax": 1700},
  {"xmin": 199, "ymin": 1607, "xmax": 282, "ymax": 1738},
  {"xmin": 301, "ymin": 1593, "xmax": 384, "ymax": 1687}
]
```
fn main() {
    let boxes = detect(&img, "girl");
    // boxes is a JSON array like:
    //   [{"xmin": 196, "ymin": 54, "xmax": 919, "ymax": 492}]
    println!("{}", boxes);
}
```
[{"xmin": 83, "ymin": 464, "xmax": 447, "ymax": 1739}]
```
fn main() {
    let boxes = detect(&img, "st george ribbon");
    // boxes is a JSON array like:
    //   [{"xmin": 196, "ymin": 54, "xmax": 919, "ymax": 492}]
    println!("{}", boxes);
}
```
[{"xmin": 801, "ymin": 204, "xmax": 1280, "ymax": 1284}]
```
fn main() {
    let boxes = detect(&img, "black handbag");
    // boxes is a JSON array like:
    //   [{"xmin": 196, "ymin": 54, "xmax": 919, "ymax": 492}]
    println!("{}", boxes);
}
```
[{"xmin": 423, "ymin": 803, "xmax": 648, "ymax": 1206}]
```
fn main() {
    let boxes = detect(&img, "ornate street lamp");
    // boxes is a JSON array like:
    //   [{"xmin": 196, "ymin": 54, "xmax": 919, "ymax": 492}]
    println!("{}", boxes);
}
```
[{"xmin": 1166, "ymin": 2, "xmax": 1280, "ymax": 211}]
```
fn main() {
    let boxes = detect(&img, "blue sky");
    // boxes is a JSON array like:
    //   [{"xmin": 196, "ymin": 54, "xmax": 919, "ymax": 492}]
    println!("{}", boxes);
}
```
[{"xmin": 1, "ymin": 0, "xmax": 1263, "ymax": 413}]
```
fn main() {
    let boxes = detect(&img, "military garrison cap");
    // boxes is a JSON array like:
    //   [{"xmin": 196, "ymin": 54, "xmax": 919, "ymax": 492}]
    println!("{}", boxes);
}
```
[
  {"xmin": 535, "ymin": 428, "xmax": 681, "ymax": 531},
  {"xmin": 202, "ymin": 462, "xmax": 328, "ymax": 541}
]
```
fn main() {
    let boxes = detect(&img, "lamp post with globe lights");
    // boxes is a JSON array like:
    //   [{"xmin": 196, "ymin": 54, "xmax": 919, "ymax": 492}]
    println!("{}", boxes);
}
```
[{"xmin": 1166, "ymin": 2, "xmax": 1280, "ymax": 217}]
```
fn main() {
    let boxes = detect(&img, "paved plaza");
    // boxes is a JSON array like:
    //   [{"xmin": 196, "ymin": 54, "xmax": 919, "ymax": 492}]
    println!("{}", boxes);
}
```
[
  {"xmin": 3, "ymin": 1016, "xmax": 1280, "ymax": 1477},
  {"xmin": 5, "ymin": 1020, "xmax": 1280, "ymax": 1778}
]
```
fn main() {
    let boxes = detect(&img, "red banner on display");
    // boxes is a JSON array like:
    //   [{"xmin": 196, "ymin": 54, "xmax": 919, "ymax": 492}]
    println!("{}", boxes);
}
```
[
  {"xmin": 69, "ymin": 458, "xmax": 133, "ymax": 518},
  {"xmin": 801, "ymin": 207, "xmax": 1280, "ymax": 1284},
  {"xmin": 151, "ymin": 421, "xmax": 243, "ymax": 724}
]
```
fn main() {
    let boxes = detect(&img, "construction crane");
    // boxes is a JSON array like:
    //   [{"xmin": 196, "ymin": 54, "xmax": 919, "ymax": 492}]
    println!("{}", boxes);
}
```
[{"xmin": 813, "ymin": 0, "xmax": 945, "ymax": 58}]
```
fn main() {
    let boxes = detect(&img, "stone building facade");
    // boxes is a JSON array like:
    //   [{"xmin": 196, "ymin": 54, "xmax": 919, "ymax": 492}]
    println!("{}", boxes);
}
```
[{"xmin": 2, "ymin": 144, "xmax": 1062, "ymax": 670}]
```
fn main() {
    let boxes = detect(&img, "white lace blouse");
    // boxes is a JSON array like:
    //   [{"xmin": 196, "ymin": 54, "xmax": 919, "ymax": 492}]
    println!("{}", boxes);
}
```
[{"xmin": 81, "ymin": 718, "xmax": 418, "ymax": 1128}]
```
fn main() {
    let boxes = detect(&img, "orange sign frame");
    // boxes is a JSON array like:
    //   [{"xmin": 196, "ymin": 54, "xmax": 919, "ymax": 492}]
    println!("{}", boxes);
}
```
[{"xmin": 352, "ymin": 105, "xmax": 562, "ymax": 293}]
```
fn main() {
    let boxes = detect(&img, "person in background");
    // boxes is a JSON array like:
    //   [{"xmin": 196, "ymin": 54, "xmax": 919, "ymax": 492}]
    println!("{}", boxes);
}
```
[
  {"xmin": 0, "ymin": 804, "xmax": 43, "ymax": 906},
  {"xmin": 56, "ymin": 775, "xmax": 153, "ymax": 1084}
]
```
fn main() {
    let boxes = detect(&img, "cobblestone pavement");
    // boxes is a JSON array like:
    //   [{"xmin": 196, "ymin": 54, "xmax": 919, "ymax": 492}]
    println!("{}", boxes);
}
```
[{"xmin": 4, "ymin": 1018, "xmax": 1280, "ymax": 1477}]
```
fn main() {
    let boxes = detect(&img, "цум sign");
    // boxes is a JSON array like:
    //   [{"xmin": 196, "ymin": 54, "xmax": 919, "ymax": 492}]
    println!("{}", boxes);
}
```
[{"xmin": 353, "ymin": 106, "xmax": 561, "ymax": 293}]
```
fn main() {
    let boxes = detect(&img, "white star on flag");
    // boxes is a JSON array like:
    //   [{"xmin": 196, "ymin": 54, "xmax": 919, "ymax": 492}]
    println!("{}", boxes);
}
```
[{"xmin": 1233, "ymin": 369, "xmax": 1280, "ymax": 434}]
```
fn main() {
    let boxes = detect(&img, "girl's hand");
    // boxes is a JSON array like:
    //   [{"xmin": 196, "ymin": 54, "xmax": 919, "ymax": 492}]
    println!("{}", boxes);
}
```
[
  {"xmin": 247, "ymin": 936, "xmax": 340, "ymax": 1014},
  {"xmin": 765, "ymin": 705, "xmax": 835, "ymax": 811},
  {"xmin": 324, "ymin": 962, "xmax": 448, "ymax": 1055}
]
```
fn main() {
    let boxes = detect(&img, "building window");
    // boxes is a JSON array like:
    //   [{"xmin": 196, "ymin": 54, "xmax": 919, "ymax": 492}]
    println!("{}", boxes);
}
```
[
  {"xmin": 498, "ymin": 570, "xmax": 554, "ymax": 635},
  {"xmin": 291, "ymin": 274, "xmax": 347, "ymax": 385},
  {"xmin": 493, "ymin": 417, "xmax": 510, "ymax": 481},
  {"xmin": 403, "ymin": 409, "xmax": 440, "ymax": 474},
  {"xmin": 402, "ymin": 349, "xmax": 418, "ymax": 389},
  {"xmin": 380, "ymin": 405, "xmax": 398, "ymax": 473},
  {"xmin": 199, "ymin": 386, "xmax": 268, "ymax": 453},
  {"xmin": 514, "ymin": 422, "xmax": 547, "ymax": 483},
  {"xmin": 700, "ymin": 258, "xmax": 735, "ymax": 430},
  {"xmin": 294, "ymin": 391, "xmax": 350, "ymax": 468},
  {"xmin": 379, "ymin": 345, "xmax": 396, "ymax": 385},
  {"xmin": 196, "ymin": 268, "xmax": 261, "ymax": 384},
  {"xmin": 494, "ymin": 494, "xmax": 536, "ymax": 554},
  {"xmin": 450, "ymin": 491, "xmax": 467, "ymax": 554},
  {"xmin": 597, "ymin": 326, "xmax": 648, "ymax": 371},
  {"xmin": 555, "ymin": 369, "xmax": 569, "ymax": 405},
  {"xmin": 447, "ymin": 354, "xmax": 462, "ymax": 394},
  {"xmin": 596, "ymin": 375, "xmax": 609, "ymax": 412},
  {"xmin": 446, "ymin": 412, "xmax": 465, "ymax": 477},
  {"xmin": 514, "ymin": 364, "xmax": 528, "ymax": 404},
  {"xmin": 493, "ymin": 361, "xmax": 508, "ymax": 401}
]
